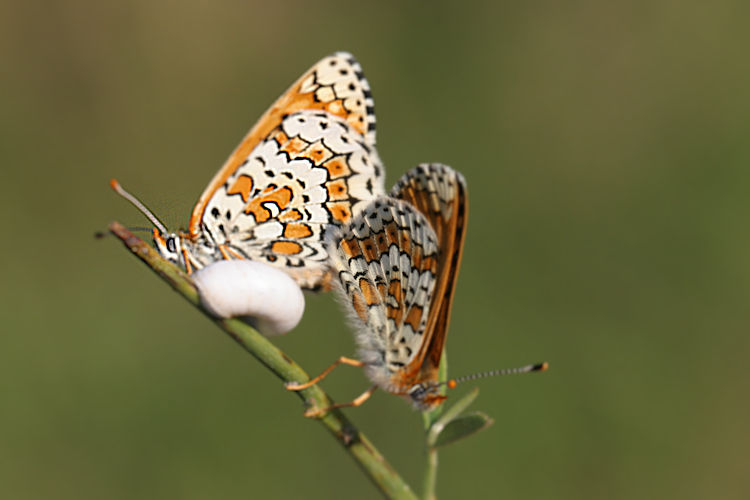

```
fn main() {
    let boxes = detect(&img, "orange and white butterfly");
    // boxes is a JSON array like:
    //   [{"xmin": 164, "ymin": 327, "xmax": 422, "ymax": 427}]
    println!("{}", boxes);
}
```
[
  {"xmin": 112, "ymin": 52, "xmax": 385, "ymax": 291},
  {"xmin": 289, "ymin": 164, "xmax": 547, "ymax": 412},
  {"xmin": 288, "ymin": 164, "xmax": 471, "ymax": 411}
]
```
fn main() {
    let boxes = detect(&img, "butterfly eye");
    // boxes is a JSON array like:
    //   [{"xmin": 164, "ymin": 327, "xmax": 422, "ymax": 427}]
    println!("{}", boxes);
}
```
[
  {"xmin": 166, "ymin": 237, "xmax": 178, "ymax": 254},
  {"xmin": 407, "ymin": 384, "xmax": 428, "ymax": 400}
]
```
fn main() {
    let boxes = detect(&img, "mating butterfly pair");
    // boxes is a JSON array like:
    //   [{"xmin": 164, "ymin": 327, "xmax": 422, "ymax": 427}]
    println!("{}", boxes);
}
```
[{"xmin": 113, "ymin": 53, "xmax": 540, "ymax": 414}]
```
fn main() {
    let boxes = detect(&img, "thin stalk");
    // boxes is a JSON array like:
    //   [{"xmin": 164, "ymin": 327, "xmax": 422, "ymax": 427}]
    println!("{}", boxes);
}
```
[
  {"xmin": 108, "ymin": 221, "xmax": 417, "ymax": 500},
  {"xmin": 421, "ymin": 352, "xmax": 448, "ymax": 499},
  {"xmin": 422, "ymin": 448, "xmax": 439, "ymax": 500}
]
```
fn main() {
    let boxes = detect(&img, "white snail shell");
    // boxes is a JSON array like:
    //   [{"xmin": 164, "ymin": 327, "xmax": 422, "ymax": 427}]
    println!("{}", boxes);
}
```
[{"xmin": 192, "ymin": 260, "xmax": 305, "ymax": 337}]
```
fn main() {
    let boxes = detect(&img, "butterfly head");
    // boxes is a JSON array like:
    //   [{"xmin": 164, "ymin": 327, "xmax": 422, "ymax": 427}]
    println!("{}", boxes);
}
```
[
  {"xmin": 406, "ymin": 382, "xmax": 447, "ymax": 410},
  {"xmin": 110, "ymin": 179, "xmax": 189, "ymax": 267},
  {"xmin": 153, "ymin": 229, "xmax": 184, "ymax": 265}
]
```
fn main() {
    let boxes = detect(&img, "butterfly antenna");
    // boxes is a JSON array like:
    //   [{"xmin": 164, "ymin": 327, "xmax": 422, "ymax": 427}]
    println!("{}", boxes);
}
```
[
  {"xmin": 441, "ymin": 362, "xmax": 548, "ymax": 389},
  {"xmin": 109, "ymin": 179, "xmax": 169, "ymax": 234}
]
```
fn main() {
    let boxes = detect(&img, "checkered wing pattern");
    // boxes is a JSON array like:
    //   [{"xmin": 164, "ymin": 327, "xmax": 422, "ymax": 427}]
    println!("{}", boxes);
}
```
[
  {"xmin": 390, "ymin": 164, "xmax": 468, "ymax": 383},
  {"xmin": 329, "ymin": 197, "xmax": 440, "ymax": 391},
  {"xmin": 182, "ymin": 53, "xmax": 385, "ymax": 289}
]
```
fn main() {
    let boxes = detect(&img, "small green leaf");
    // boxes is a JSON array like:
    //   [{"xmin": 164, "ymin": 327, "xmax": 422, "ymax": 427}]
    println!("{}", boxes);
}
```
[
  {"xmin": 426, "ymin": 387, "xmax": 480, "ymax": 446},
  {"xmin": 437, "ymin": 387, "xmax": 480, "ymax": 425},
  {"xmin": 432, "ymin": 412, "xmax": 494, "ymax": 448}
]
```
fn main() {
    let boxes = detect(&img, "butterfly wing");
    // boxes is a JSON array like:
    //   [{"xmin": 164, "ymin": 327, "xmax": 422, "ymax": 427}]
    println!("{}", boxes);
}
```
[
  {"xmin": 390, "ymin": 164, "xmax": 468, "ymax": 383},
  {"xmin": 328, "ymin": 197, "xmax": 440, "ymax": 393},
  {"xmin": 188, "ymin": 53, "xmax": 385, "ymax": 289}
]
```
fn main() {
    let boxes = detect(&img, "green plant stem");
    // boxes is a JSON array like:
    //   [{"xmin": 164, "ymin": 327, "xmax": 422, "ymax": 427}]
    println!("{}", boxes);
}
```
[
  {"xmin": 420, "ymin": 351, "xmax": 448, "ymax": 499},
  {"xmin": 108, "ymin": 221, "xmax": 417, "ymax": 500},
  {"xmin": 422, "ymin": 447, "xmax": 438, "ymax": 500}
]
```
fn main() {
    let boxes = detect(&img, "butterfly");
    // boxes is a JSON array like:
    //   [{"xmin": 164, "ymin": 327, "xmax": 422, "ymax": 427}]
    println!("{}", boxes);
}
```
[
  {"xmin": 288, "ymin": 164, "xmax": 471, "ymax": 412},
  {"xmin": 112, "ymin": 52, "xmax": 385, "ymax": 291}
]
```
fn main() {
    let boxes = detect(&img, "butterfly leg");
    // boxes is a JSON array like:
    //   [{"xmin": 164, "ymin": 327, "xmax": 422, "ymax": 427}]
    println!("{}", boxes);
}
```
[
  {"xmin": 286, "ymin": 356, "xmax": 364, "ymax": 391},
  {"xmin": 218, "ymin": 245, "xmax": 233, "ymax": 260},
  {"xmin": 303, "ymin": 385, "xmax": 378, "ymax": 418},
  {"xmin": 225, "ymin": 246, "xmax": 245, "ymax": 260},
  {"xmin": 182, "ymin": 249, "xmax": 194, "ymax": 275}
]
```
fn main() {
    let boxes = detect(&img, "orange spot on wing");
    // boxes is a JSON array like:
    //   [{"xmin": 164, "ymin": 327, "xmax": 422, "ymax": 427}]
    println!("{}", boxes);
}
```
[
  {"xmin": 401, "ymin": 231, "xmax": 411, "ymax": 254},
  {"xmin": 271, "ymin": 240, "xmax": 303, "ymax": 255},
  {"xmin": 384, "ymin": 223, "xmax": 398, "ymax": 241},
  {"xmin": 326, "ymin": 179, "xmax": 349, "ymax": 201},
  {"xmin": 301, "ymin": 141, "xmax": 333, "ymax": 165},
  {"xmin": 280, "ymin": 136, "xmax": 308, "ymax": 157},
  {"xmin": 351, "ymin": 291, "xmax": 369, "ymax": 322},
  {"xmin": 323, "ymin": 157, "xmax": 351, "ymax": 179},
  {"xmin": 413, "ymin": 250, "xmax": 422, "ymax": 269},
  {"xmin": 361, "ymin": 238, "xmax": 379, "ymax": 263},
  {"xmin": 244, "ymin": 186, "xmax": 293, "ymax": 222},
  {"xmin": 280, "ymin": 209, "xmax": 303, "ymax": 221},
  {"xmin": 340, "ymin": 237, "xmax": 362, "ymax": 258},
  {"xmin": 347, "ymin": 114, "xmax": 365, "ymax": 131},
  {"xmin": 422, "ymin": 256, "xmax": 437, "ymax": 274},
  {"xmin": 327, "ymin": 202, "xmax": 352, "ymax": 223},
  {"xmin": 404, "ymin": 305, "xmax": 423, "ymax": 332},
  {"xmin": 359, "ymin": 279, "xmax": 381, "ymax": 306},
  {"xmin": 273, "ymin": 129, "xmax": 289, "ymax": 145},
  {"xmin": 283, "ymin": 223, "xmax": 313, "ymax": 239},
  {"xmin": 388, "ymin": 280, "xmax": 403, "ymax": 304},
  {"xmin": 226, "ymin": 175, "xmax": 254, "ymax": 203},
  {"xmin": 375, "ymin": 231, "xmax": 389, "ymax": 254}
]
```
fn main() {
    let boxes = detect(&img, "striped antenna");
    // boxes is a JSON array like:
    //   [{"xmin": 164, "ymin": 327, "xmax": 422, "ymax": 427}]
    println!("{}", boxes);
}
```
[
  {"xmin": 109, "ymin": 179, "xmax": 169, "ymax": 234},
  {"xmin": 441, "ymin": 362, "xmax": 548, "ymax": 389}
]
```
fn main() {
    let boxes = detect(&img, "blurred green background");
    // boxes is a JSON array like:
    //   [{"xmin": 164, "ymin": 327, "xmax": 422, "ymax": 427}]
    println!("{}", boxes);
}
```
[{"xmin": 2, "ymin": 1, "xmax": 749, "ymax": 498}]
